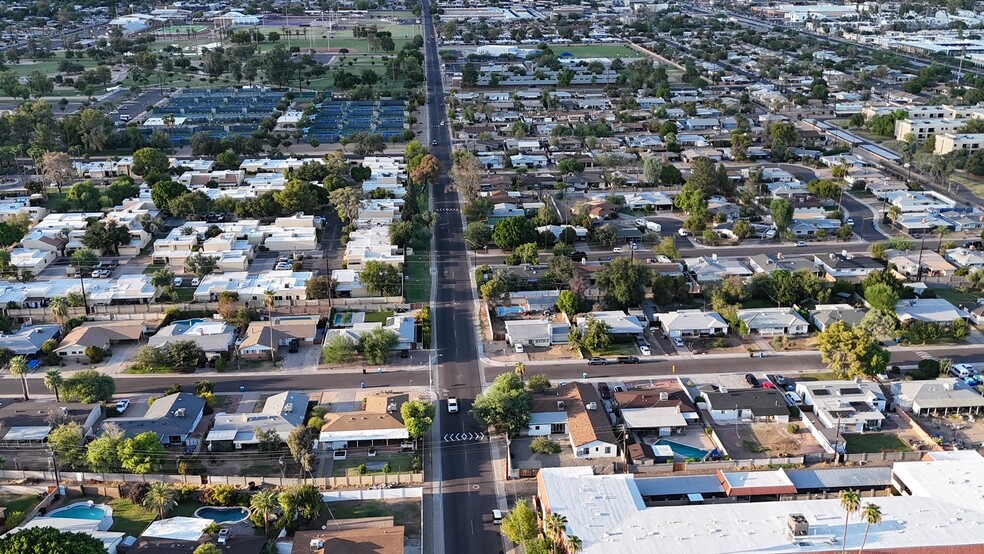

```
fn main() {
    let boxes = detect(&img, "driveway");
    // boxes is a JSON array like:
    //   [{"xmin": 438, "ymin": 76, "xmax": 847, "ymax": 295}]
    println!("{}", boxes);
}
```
[{"xmin": 282, "ymin": 342, "xmax": 323, "ymax": 371}]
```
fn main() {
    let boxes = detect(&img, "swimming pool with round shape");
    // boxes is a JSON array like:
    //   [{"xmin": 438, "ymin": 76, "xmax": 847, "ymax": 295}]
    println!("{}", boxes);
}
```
[{"xmin": 194, "ymin": 506, "xmax": 251, "ymax": 524}]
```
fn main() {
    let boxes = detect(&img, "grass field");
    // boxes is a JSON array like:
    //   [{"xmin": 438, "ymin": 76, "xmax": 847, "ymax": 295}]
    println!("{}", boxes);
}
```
[
  {"xmin": 952, "ymin": 174, "xmax": 984, "ymax": 200},
  {"xmin": 844, "ymin": 433, "xmax": 911, "ymax": 454},
  {"xmin": 934, "ymin": 286, "xmax": 979, "ymax": 306},
  {"xmin": 403, "ymin": 251, "xmax": 431, "ymax": 303},
  {"xmin": 554, "ymin": 43, "xmax": 639, "ymax": 59},
  {"xmin": 333, "ymin": 453, "xmax": 414, "ymax": 477},
  {"xmin": 313, "ymin": 499, "xmax": 421, "ymax": 538}
]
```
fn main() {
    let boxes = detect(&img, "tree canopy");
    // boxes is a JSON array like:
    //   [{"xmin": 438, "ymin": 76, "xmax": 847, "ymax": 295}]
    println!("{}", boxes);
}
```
[
  {"xmin": 0, "ymin": 526, "xmax": 108, "ymax": 554},
  {"xmin": 471, "ymin": 373, "xmax": 531, "ymax": 434}
]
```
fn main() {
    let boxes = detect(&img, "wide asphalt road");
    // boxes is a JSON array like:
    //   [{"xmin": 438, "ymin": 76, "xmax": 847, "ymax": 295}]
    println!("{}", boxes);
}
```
[{"xmin": 418, "ymin": 3, "xmax": 503, "ymax": 553}]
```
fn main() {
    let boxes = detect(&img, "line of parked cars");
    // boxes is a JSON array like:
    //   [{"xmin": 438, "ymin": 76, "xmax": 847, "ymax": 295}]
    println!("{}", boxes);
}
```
[
  {"xmin": 952, "ymin": 363, "xmax": 981, "ymax": 386},
  {"xmin": 275, "ymin": 256, "xmax": 294, "ymax": 271}
]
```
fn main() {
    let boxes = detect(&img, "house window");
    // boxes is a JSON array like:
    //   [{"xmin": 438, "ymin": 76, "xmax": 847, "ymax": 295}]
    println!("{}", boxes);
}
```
[
  {"xmin": 604, "ymin": 446, "xmax": 611, "ymax": 454},
  {"xmin": 168, "ymin": 435, "xmax": 181, "ymax": 444},
  {"xmin": 550, "ymin": 424, "xmax": 565, "ymax": 434}
]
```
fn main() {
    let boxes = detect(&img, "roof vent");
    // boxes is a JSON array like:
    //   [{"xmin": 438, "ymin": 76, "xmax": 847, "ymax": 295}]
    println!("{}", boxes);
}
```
[
  {"xmin": 659, "ymin": 392, "xmax": 669, "ymax": 401},
  {"xmin": 557, "ymin": 400, "xmax": 566, "ymax": 411}
]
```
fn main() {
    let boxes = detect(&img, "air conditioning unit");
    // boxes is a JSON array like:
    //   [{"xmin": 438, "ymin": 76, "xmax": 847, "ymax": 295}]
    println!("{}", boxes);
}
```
[
  {"xmin": 659, "ymin": 392, "xmax": 669, "ymax": 401},
  {"xmin": 788, "ymin": 513, "xmax": 809, "ymax": 536},
  {"xmin": 284, "ymin": 403, "xmax": 293, "ymax": 413},
  {"xmin": 586, "ymin": 402, "xmax": 597, "ymax": 410},
  {"xmin": 175, "ymin": 408, "xmax": 186, "ymax": 417},
  {"xmin": 310, "ymin": 538, "xmax": 325, "ymax": 549}
]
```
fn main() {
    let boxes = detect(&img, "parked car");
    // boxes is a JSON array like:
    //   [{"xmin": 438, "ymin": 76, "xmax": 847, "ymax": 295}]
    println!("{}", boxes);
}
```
[
  {"xmin": 678, "ymin": 228, "xmax": 689, "ymax": 237},
  {"xmin": 673, "ymin": 337, "xmax": 685, "ymax": 348},
  {"xmin": 785, "ymin": 391, "xmax": 804, "ymax": 405},
  {"xmin": 612, "ymin": 247, "xmax": 624, "ymax": 253},
  {"xmin": 774, "ymin": 374, "xmax": 787, "ymax": 386},
  {"xmin": 173, "ymin": 277, "xmax": 183, "ymax": 287},
  {"xmin": 492, "ymin": 509, "xmax": 503, "ymax": 524},
  {"xmin": 115, "ymin": 398, "xmax": 130, "ymax": 413},
  {"xmin": 639, "ymin": 345, "xmax": 651, "ymax": 356},
  {"xmin": 191, "ymin": 277, "xmax": 201, "ymax": 286},
  {"xmin": 617, "ymin": 356, "xmax": 640, "ymax": 364},
  {"xmin": 447, "ymin": 397, "xmax": 459, "ymax": 413},
  {"xmin": 514, "ymin": 343, "xmax": 524, "ymax": 353},
  {"xmin": 795, "ymin": 241, "xmax": 807, "ymax": 247},
  {"xmin": 598, "ymin": 382, "xmax": 611, "ymax": 399},
  {"xmin": 588, "ymin": 357, "xmax": 609, "ymax": 365},
  {"xmin": 745, "ymin": 373, "xmax": 760, "ymax": 387},
  {"xmin": 288, "ymin": 338, "xmax": 299, "ymax": 353}
]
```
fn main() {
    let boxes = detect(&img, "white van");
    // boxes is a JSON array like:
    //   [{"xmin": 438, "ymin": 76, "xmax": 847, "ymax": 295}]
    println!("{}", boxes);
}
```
[{"xmin": 952, "ymin": 364, "xmax": 976, "ymax": 378}]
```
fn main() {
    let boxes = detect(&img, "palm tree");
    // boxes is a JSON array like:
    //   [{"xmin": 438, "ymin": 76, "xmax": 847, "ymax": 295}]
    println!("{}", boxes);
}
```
[
  {"xmin": 9, "ymin": 356, "xmax": 29, "ymax": 400},
  {"xmin": 544, "ymin": 513, "xmax": 568, "ymax": 551},
  {"xmin": 934, "ymin": 225, "xmax": 947, "ymax": 253},
  {"xmin": 887, "ymin": 205, "xmax": 902, "ymax": 226},
  {"xmin": 839, "ymin": 489, "xmax": 861, "ymax": 553},
  {"xmin": 49, "ymin": 297, "xmax": 69, "ymax": 325},
  {"xmin": 44, "ymin": 369, "xmax": 63, "ymax": 401},
  {"xmin": 250, "ymin": 490, "xmax": 280, "ymax": 535},
  {"xmin": 143, "ymin": 482, "xmax": 176, "ymax": 520},
  {"xmin": 264, "ymin": 290, "xmax": 276, "ymax": 362},
  {"xmin": 565, "ymin": 535, "xmax": 583, "ymax": 554},
  {"xmin": 857, "ymin": 503, "xmax": 883, "ymax": 554},
  {"xmin": 514, "ymin": 361, "xmax": 526, "ymax": 381}
]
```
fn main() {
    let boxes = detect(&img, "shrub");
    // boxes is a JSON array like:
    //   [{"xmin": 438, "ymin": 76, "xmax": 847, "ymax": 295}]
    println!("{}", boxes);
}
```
[
  {"xmin": 307, "ymin": 416, "xmax": 324, "ymax": 429},
  {"xmin": 127, "ymin": 482, "xmax": 150, "ymax": 504},
  {"xmin": 5, "ymin": 510, "xmax": 25, "ymax": 528},
  {"xmin": 787, "ymin": 423, "xmax": 800, "ymax": 434},
  {"xmin": 382, "ymin": 463, "xmax": 392, "ymax": 474},
  {"xmin": 204, "ymin": 521, "xmax": 222, "ymax": 535},
  {"xmin": 530, "ymin": 436, "xmax": 562, "ymax": 455},
  {"xmin": 174, "ymin": 484, "xmax": 199, "ymax": 502},
  {"xmin": 84, "ymin": 346, "xmax": 106, "ymax": 363},
  {"xmin": 358, "ymin": 463, "xmax": 368, "ymax": 475},
  {"xmin": 411, "ymin": 455, "xmax": 422, "ymax": 472},
  {"xmin": 202, "ymin": 484, "xmax": 239, "ymax": 506}
]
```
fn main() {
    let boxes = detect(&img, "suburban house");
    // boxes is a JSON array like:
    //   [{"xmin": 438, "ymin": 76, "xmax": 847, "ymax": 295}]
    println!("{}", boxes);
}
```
[
  {"xmin": 747, "ymin": 254, "xmax": 820, "ymax": 276},
  {"xmin": 318, "ymin": 392, "xmax": 410, "ymax": 450},
  {"xmin": 658, "ymin": 310, "xmax": 729, "ymax": 338},
  {"xmin": 0, "ymin": 324, "xmax": 62, "ymax": 356},
  {"xmin": 945, "ymin": 247, "xmax": 984, "ymax": 270},
  {"xmin": 737, "ymin": 308, "xmax": 810, "ymax": 336},
  {"xmin": 703, "ymin": 388, "xmax": 791, "ymax": 424},
  {"xmin": 810, "ymin": 304, "xmax": 867, "ymax": 332},
  {"xmin": 107, "ymin": 392, "xmax": 206, "ymax": 446},
  {"xmin": 206, "ymin": 391, "xmax": 309, "ymax": 450},
  {"xmin": 795, "ymin": 380, "xmax": 887, "ymax": 433},
  {"xmin": 322, "ymin": 314, "xmax": 416, "ymax": 352},
  {"xmin": 54, "ymin": 321, "xmax": 149, "ymax": 361},
  {"xmin": 813, "ymin": 253, "xmax": 884, "ymax": 280},
  {"xmin": 147, "ymin": 318, "xmax": 236, "ymax": 359},
  {"xmin": 685, "ymin": 255, "xmax": 754, "ymax": 282},
  {"xmin": 0, "ymin": 401, "xmax": 102, "ymax": 443},
  {"xmin": 504, "ymin": 316, "xmax": 570, "ymax": 347},
  {"xmin": 238, "ymin": 316, "xmax": 319, "ymax": 360},
  {"xmin": 895, "ymin": 298, "xmax": 970, "ymax": 324},
  {"xmin": 130, "ymin": 516, "xmax": 265, "ymax": 554},
  {"xmin": 528, "ymin": 383, "xmax": 619, "ymax": 459},
  {"xmin": 892, "ymin": 379, "xmax": 984, "ymax": 416},
  {"xmin": 575, "ymin": 311, "xmax": 646, "ymax": 335}
]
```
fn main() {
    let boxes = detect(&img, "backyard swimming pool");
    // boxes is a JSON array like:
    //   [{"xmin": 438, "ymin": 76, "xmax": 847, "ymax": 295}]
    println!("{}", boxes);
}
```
[
  {"xmin": 48, "ymin": 503, "xmax": 110, "ymax": 521},
  {"xmin": 656, "ymin": 438, "xmax": 710, "ymax": 461},
  {"xmin": 195, "ymin": 506, "xmax": 251, "ymax": 524}
]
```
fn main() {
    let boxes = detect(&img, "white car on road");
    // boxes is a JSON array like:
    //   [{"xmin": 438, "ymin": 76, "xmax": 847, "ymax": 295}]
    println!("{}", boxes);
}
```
[{"xmin": 447, "ymin": 397, "xmax": 459, "ymax": 413}]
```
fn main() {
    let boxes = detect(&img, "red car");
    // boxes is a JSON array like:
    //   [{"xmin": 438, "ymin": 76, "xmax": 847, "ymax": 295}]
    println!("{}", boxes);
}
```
[{"xmin": 598, "ymin": 382, "xmax": 611, "ymax": 400}]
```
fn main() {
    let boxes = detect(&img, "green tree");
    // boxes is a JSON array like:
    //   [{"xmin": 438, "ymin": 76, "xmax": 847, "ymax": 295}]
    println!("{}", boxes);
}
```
[
  {"xmin": 0, "ymin": 221, "xmax": 25, "ymax": 247},
  {"xmin": 305, "ymin": 275, "xmax": 331, "ymax": 300},
  {"xmin": 132, "ymin": 147, "xmax": 170, "ymax": 176},
  {"xmin": 501, "ymin": 498, "xmax": 540, "ymax": 544},
  {"xmin": 582, "ymin": 318, "xmax": 612, "ymax": 354},
  {"xmin": 185, "ymin": 252, "xmax": 218, "ymax": 279},
  {"xmin": 864, "ymin": 283, "xmax": 899, "ymax": 312},
  {"xmin": 275, "ymin": 179, "xmax": 324, "ymax": 214},
  {"xmin": 730, "ymin": 131, "xmax": 752, "ymax": 161},
  {"xmin": 0, "ymin": 526, "xmax": 107, "ymax": 554},
  {"xmin": 514, "ymin": 242, "xmax": 539, "ymax": 264},
  {"xmin": 86, "ymin": 423, "xmax": 123, "ymax": 472},
  {"xmin": 654, "ymin": 236, "xmax": 680, "ymax": 259},
  {"xmin": 359, "ymin": 327, "xmax": 399, "ymax": 365},
  {"xmin": 62, "ymin": 369, "xmax": 115, "ymax": 402},
  {"xmin": 287, "ymin": 426, "xmax": 317, "ymax": 479},
  {"xmin": 555, "ymin": 290, "xmax": 580, "ymax": 319},
  {"xmin": 143, "ymin": 482, "xmax": 176, "ymax": 520},
  {"xmin": 67, "ymin": 180, "xmax": 102, "ymax": 211},
  {"xmin": 595, "ymin": 258, "xmax": 650, "ymax": 309},
  {"xmin": 674, "ymin": 182, "xmax": 707, "ymax": 214},
  {"xmin": 817, "ymin": 322, "xmax": 890, "ymax": 379},
  {"xmin": 465, "ymin": 222, "xmax": 493, "ymax": 249},
  {"xmin": 401, "ymin": 400, "xmax": 436, "ymax": 439},
  {"xmin": 360, "ymin": 261, "xmax": 401, "ymax": 296},
  {"xmin": 807, "ymin": 179, "xmax": 842, "ymax": 200},
  {"xmin": 322, "ymin": 336, "xmax": 358, "ymax": 364},
  {"xmin": 168, "ymin": 191, "xmax": 213, "ymax": 219},
  {"xmin": 859, "ymin": 309, "xmax": 898, "ymax": 340},
  {"xmin": 770, "ymin": 198, "xmax": 794, "ymax": 233},
  {"xmin": 82, "ymin": 220, "xmax": 132, "ymax": 256},
  {"xmin": 593, "ymin": 224, "xmax": 617, "ymax": 247},
  {"xmin": 193, "ymin": 545, "xmax": 222, "ymax": 554},
  {"xmin": 48, "ymin": 422, "xmax": 85, "ymax": 469},
  {"xmin": 151, "ymin": 181, "xmax": 190, "ymax": 214},
  {"xmin": 118, "ymin": 431, "xmax": 166, "ymax": 473},
  {"xmin": 328, "ymin": 187, "xmax": 361, "ymax": 222},
  {"xmin": 527, "ymin": 373, "xmax": 551, "ymax": 393},
  {"xmin": 471, "ymin": 373, "xmax": 531, "ymax": 434},
  {"xmin": 493, "ymin": 217, "xmax": 538, "ymax": 249}
]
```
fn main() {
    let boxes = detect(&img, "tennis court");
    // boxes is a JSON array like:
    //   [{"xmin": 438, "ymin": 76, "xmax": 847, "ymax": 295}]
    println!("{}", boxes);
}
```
[
  {"xmin": 142, "ymin": 87, "xmax": 285, "ymax": 146},
  {"xmin": 306, "ymin": 100, "xmax": 407, "ymax": 143}
]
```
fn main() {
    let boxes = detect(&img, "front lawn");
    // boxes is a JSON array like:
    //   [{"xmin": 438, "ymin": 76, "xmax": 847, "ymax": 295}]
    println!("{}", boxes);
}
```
[
  {"xmin": 843, "ymin": 433, "xmax": 911, "ymax": 454},
  {"xmin": 596, "ymin": 342, "xmax": 640, "ymax": 357},
  {"xmin": 332, "ymin": 453, "xmax": 415, "ymax": 477},
  {"xmin": 934, "ymin": 286, "xmax": 979, "ymax": 306},
  {"xmin": 404, "ymin": 252, "xmax": 431, "ymax": 303},
  {"xmin": 364, "ymin": 310, "xmax": 395, "ymax": 324},
  {"xmin": 311, "ymin": 499, "xmax": 421, "ymax": 538}
]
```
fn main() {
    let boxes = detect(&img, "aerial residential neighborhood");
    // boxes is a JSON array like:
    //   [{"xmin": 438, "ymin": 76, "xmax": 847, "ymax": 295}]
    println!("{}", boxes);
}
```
[{"xmin": 2, "ymin": 0, "xmax": 984, "ymax": 553}]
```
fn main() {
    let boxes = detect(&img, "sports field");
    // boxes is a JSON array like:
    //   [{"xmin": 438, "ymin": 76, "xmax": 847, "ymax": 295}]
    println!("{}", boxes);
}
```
[
  {"xmin": 554, "ymin": 43, "xmax": 639, "ymax": 59},
  {"xmin": 156, "ymin": 25, "xmax": 209, "ymax": 35}
]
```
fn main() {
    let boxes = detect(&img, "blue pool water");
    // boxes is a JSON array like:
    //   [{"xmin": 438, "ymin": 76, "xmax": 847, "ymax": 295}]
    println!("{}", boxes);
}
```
[
  {"xmin": 195, "ymin": 506, "xmax": 250, "ymax": 523},
  {"xmin": 49, "ymin": 504, "xmax": 108, "ymax": 520},
  {"xmin": 656, "ymin": 439, "xmax": 710, "ymax": 461}
]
